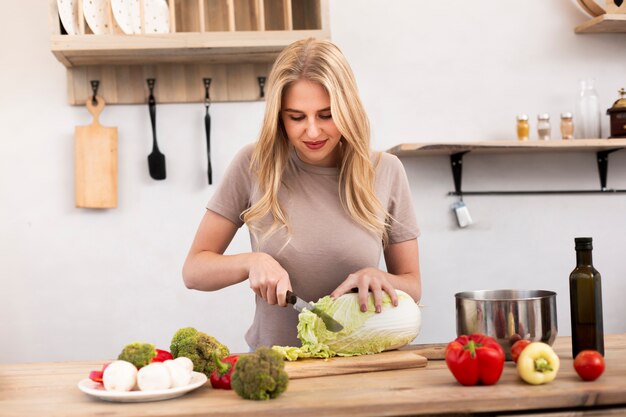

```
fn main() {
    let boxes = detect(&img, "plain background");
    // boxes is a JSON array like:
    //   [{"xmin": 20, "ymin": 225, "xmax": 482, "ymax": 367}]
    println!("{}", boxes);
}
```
[{"xmin": 1, "ymin": 0, "xmax": 625, "ymax": 363}]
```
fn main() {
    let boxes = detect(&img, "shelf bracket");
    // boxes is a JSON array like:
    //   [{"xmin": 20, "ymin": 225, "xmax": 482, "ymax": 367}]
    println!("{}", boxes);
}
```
[
  {"xmin": 450, "ymin": 151, "xmax": 470, "ymax": 197},
  {"xmin": 596, "ymin": 149, "xmax": 621, "ymax": 190}
]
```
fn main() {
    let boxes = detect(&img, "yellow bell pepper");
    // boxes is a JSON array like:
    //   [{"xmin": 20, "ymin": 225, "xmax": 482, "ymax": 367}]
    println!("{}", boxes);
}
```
[{"xmin": 516, "ymin": 342, "xmax": 560, "ymax": 385}]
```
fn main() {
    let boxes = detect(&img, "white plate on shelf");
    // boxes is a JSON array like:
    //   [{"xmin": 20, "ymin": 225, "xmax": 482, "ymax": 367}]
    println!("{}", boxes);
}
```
[
  {"xmin": 77, "ymin": 371, "xmax": 207, "ymax": 403},
  {"xmin": 57, "ymin": 0, "xmax": 80, "ymax": 34},
  {"xmin": 144, "ymin": 0, "xmax": 170, "ymax": 34},
  {"xmin": 111, "ymin": 0, "xmax": 169, "ymax": 34},
  {"xmin": 83, "ymin": 0, "xmax": 112, "ymax": 34}
]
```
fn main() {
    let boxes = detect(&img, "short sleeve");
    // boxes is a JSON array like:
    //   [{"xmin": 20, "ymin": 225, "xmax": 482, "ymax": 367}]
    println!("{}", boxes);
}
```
[
  {"xmin": 206, "ymin": 143, "xmax": 255, "ymax": 228},
  {"xmin": 381, "ymin": 154, "xmax": 420, "ymax": 243}
]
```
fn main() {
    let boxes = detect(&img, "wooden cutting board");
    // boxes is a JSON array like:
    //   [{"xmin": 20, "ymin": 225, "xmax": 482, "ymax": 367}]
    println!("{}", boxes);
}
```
[
  {"xmin": 74, "ymin": 96, "xmax": 118, "ymax": 208},
  {"xmin": 284, "ymin": 349, "xmax": 428, "ymax": 379}
]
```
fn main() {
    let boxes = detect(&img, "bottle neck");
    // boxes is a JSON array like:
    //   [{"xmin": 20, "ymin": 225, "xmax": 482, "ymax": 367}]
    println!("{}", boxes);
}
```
[{"xmin": 576, "ymin": 249, "xmax": 593, "ymax": 266}]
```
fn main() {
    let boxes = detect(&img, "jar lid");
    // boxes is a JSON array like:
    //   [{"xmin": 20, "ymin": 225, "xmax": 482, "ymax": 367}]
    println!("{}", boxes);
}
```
[
  {"xmin": 517, "ymin": 114, "xmax": 528, "ymax": 121},
  {"xmin": 561, "ymin": 112, "xmax": 573, "ymax": 119},
  {"xmin": 537, "ymin": 113, "xmax": 550, "ymax": 120}
]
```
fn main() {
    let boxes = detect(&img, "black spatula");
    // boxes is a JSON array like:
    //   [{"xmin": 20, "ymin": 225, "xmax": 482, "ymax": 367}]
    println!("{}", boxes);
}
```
[{"xmin": 147, "ymin": 78, "xmax": 166, "ymax": 180}]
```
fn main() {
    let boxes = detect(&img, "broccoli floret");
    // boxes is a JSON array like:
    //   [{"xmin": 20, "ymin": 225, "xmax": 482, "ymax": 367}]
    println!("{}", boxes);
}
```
[
  {"xmin": 231, "ymin": 347, "xmax": 289, "ymax": 400},
  {"xmin": 170, "ymin": 327, "xmax": 229, "ymax": 377},
  {"xmin": 117, "ymin": 342, "xmax": 157, "ymax": 368}
]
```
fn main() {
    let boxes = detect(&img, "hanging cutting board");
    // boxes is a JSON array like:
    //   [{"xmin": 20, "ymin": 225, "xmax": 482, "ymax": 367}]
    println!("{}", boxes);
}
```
[
  {"xmin": 284, "ymin": 349, "xmax": 428, "ymax": 379},
  {"xmin": 74, "ymin": 96, "xmax": 118, "ymax": 208}
]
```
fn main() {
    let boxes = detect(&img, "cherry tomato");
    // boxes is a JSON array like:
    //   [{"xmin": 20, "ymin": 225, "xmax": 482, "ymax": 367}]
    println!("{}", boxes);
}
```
[
  {"xmin": 574, "ymin": 350, "xmax": 605, "ymax": 381},
  {"xmin": 510, "ymin": 339, "xmax": 531, "ymax": 363}
]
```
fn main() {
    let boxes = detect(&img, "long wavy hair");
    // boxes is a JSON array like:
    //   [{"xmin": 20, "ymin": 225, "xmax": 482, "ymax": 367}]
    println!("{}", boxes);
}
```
[{"xmin": 242, "ymin": 38, "xmax": 390, "ymax": 246}]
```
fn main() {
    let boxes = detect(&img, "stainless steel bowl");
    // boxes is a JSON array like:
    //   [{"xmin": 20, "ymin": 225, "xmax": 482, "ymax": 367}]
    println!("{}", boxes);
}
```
[{"xmin": 455, "ymin": 289, "xmax": 557, "ymax": 361}]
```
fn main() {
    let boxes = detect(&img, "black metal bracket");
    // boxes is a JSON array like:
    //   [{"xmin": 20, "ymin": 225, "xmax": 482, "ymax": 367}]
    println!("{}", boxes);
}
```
[
  {"xmin": 450, "ymin": 151, "xmax": 469, "ymax": 197},
  {"xmin": 448, "ymin": 147, "xmax": 626, "ymax": 196},
  {"xmin": 597, "ymin": 149, "xmax": 620, "ymax": 190}
]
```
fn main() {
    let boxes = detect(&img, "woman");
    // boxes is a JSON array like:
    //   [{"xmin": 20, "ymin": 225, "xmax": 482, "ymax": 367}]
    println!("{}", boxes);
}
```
[{"xmin": 183, "ymin": 38, "xmax": 421, "ymax": 350}]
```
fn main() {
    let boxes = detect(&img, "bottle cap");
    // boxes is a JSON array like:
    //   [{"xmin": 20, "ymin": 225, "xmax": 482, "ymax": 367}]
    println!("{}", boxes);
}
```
[
  {"xmin": 538, "ymin": 113, "xmax": 550, "ymax": 120},
  {"xmin": 517, "ymin": 114, "xmax": 528, "ymax": 121},
  {"xmin": 575, "ymin": 237, "xmax": 593, "ymax": 250},
  {"xmin": 561, "ymin": 112, "xmax": 573, "ymax": 119}
]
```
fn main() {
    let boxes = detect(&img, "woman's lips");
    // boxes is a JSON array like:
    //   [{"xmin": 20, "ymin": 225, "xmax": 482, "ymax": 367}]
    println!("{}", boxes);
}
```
[{"xmin": 303, "ymin": 140, "xmax": 327, "ymax": 150}]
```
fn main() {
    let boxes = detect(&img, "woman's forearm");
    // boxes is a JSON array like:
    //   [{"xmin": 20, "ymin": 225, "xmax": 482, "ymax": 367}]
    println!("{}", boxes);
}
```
[{"xmin": 182, "ymin": 251, "xmax": 258, "ymax": 291}]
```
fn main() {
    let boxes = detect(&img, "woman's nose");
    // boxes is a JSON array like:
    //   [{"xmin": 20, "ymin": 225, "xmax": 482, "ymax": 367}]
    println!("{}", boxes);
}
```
[{"xmin": 306, "ymin": 120, "xmax": 320, "ymax": 138}]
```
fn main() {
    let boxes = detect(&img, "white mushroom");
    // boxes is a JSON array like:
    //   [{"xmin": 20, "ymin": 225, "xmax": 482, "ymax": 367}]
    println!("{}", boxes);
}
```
[
  {"xmin": 164, "ymin": 360, "xmax": 192, "ymax": 387},
  {"xmin": 103, "ymin": 360, "xmax": 138, "ymax": 392},
  {"xmin": 137, "ymin": 362, "xmax": 172, "ymax": 391},
  {"xmin": 173, "ymin": 356, "xmax": 194, "ymax": 373}
]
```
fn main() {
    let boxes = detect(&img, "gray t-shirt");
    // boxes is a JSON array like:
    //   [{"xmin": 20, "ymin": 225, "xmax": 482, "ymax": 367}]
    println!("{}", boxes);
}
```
[{"xmin": 207, "ymin": 143, "xmax": 419, "ymax": 349}]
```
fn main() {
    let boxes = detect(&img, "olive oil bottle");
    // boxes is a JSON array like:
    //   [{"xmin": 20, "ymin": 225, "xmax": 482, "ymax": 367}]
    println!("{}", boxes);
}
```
[{"xmin": 569, "ymin": 237, "xmax": 604, "ymax": 357}]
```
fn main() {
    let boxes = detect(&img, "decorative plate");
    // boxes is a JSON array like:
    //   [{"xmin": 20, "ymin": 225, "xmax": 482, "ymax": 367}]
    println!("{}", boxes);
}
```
[
  {"xmin": 83, "ymin": 0, "xmax": 111, "ymax": 34},
  {"xmin": 575, "ymin": 0, "xmax": 606, "ymax": 17},
  {"xmin": 144, "ymin": 0, "xmax": 170, "ymax": 33},
  {"xmin": 111, "ymin": 0, "xmax": 169, "ymax": 34},
  {"xmin": 77, "ymin": 371, "xmax": 207, "ymax": 403},
  {"xmin": 57, "ymin": 0, "xmax": 80, "ymax": 35}
]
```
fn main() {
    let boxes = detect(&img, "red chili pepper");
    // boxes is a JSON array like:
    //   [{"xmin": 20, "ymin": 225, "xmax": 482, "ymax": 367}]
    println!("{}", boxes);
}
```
[
  {"xmin": 445, "ymin": 333, "xmax": 505, "ymax": 386},
  {"xmin": 153, "ymin": 349, "xmax": 174, "ymax": 363},
  {"xmin": 210, "ymin": 353, "xmax": 239, "ymax": 390}
]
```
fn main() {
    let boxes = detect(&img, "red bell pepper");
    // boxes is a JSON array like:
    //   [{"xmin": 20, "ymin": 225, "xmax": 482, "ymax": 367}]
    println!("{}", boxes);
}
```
[
  {"xmin": 210, "ymin": 353, "xmax": 239, "ymax": 390},
  {"xmin": 88, "ymin": 363, "xmax": 109, "ymax": 384},
  {"xmin": 153, "ymin": 349, "xmax": 174, "ymax": 363},
  {"xmin": 445, "ymin": 334, "xmax": 505, "ymax": 386}
]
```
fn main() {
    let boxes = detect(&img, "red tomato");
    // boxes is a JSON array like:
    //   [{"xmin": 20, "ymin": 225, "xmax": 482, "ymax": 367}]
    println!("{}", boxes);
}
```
[
  {"xmin": 574, "ymin": 350, "xmax": 605, "ymax": 381},
  {"xmin": 510, "ymin": 339, "xmax": 531, "ymax": 363}
]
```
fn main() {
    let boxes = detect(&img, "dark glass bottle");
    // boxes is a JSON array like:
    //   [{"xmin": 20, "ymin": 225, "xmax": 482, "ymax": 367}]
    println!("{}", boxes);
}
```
[{"xmin": 569, "ymin": 237, "xmax": 604, "ymax": 357}]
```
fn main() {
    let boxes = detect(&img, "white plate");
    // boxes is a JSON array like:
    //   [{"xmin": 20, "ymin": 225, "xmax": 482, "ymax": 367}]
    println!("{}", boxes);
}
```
[
  {"xmin": 111, "ymin": 0, "xmax": 169, "ymax": 34},
  {"xmin": 144, "ymin": 0, "xmax": 170, "ymax": 34},
  {"xmin": 83, "ymin": 0, "xmax": 112, "ymax": 34},
  {"xmin": 57, "ymin": 0, "xmax": 80, "ymax": 34},
  {"xmin": 77, "ymin": 371, "xmax": 207, "ymax": 403}
]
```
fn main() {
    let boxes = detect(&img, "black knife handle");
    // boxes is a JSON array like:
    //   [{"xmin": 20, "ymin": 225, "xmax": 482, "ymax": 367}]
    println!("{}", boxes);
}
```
[
  {"xmin": 148, "ymin": 80, "xmax": 158, "ymax": 152},
  {"xmin": 285, "ymin": 290, "xmax": 297, "ymax": 305},
  {"xmin": 205, "ymin": 111, "xmax": 212, "ymax": 185}
]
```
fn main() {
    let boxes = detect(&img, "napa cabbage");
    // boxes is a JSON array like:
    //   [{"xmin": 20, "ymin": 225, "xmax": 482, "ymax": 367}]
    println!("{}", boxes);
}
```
[{"xmin": 273, "ymin": 290, "xmax": 421, "ymax": 361}]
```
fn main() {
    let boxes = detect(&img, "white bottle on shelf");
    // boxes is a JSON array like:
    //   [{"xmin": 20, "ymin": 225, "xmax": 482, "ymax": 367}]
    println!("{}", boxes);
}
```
[{"xmin": 575, "ymin": 79, "xmax": 602, "ymax": 139}]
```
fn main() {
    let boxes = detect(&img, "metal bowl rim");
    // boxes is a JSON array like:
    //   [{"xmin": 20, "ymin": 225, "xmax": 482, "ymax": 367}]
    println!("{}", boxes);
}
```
[{"xmin": 455, "ymin": 289, "xmax": 557, "ymax": 301}]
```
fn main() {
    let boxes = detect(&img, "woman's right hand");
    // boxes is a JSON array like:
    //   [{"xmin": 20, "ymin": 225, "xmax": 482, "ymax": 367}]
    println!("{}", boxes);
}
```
[{"xmin": 248, "ymin": 252, "xmax": 291, "ymax": 307}]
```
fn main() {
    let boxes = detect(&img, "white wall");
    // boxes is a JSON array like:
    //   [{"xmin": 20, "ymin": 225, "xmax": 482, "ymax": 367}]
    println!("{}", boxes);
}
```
[{"xmin": 1, "ymin": 0, "xmax": 625, "ymax": 363}]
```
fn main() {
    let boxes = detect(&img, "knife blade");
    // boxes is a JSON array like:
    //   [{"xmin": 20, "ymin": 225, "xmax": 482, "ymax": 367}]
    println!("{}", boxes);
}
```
[{"xmin": 286, "ymin": 290, "xmax": 344, "ymax": 333}]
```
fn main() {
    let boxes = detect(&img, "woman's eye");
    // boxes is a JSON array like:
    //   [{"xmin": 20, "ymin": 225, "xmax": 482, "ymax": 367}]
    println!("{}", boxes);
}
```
[
  {"xmin": 319, "ymin": 114, "xmax": 332, "ymax": 120},
  {"xmin": 289, "ymin": 116, "xmax": 305, "ymax": 121}
]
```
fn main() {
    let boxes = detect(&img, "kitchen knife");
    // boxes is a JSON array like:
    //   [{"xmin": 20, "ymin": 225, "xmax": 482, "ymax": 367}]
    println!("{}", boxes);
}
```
[{"xmin": 286, "ymin": 290, "xmax": 343, "ymax": 333}]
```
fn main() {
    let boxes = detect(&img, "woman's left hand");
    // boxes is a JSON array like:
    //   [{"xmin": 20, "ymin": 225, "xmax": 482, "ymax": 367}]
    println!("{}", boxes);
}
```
[{"xmin": 330, "ymin": 267, "xmax": 398, "ymax": 313}]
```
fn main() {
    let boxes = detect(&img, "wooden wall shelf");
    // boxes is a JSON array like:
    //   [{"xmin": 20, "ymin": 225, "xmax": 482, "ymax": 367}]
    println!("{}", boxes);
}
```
[
  {"xmin": 49, "ymin": 0, "xmax": 330, "ymax": 105},
  {"xmin": 575, "ymin": 13, "xmax": 626, "ymax": 33},
  {"xmin": 388, "ymin": 139, "xmax": 626, "ymax": 196},
  {"xmin": 387, "ymin": 139, "xmax": 626, "ymax": 157}
]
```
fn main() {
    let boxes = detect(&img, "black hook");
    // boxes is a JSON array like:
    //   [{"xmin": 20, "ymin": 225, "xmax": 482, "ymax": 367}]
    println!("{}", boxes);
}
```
[
  {"xmin": 147, "ymin": 78, "xmax": 156, "ymax": 94},
  {"xmin": 203, "ymin": 78, "xmax": 212, "ymax": 110},
  {"xmin": 257, "ymin": 76, "xmax": 266, "ymax": 98},
  {"xmin": 90, "ymin": 80, "xmax": 100, "ymax": 106}
]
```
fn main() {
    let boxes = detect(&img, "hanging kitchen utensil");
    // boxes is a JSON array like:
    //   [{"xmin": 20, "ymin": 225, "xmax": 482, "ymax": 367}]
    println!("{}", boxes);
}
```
[
  {"xmin": 204, "ymin": 78, "xmax": 212, "ymax": 185},
  {"xmin": 147, "ymin": 78, "xmax": 166, "ymax": 180},
  {"xmin": 75, "ymin": 81, "xmax": 118, "ymax": 208}
]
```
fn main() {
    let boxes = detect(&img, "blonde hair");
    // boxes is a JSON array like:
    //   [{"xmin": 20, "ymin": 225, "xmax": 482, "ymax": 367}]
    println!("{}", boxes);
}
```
[{"xmin": 242, "ymin": 38, "xmax": 390, "ymax": 246}]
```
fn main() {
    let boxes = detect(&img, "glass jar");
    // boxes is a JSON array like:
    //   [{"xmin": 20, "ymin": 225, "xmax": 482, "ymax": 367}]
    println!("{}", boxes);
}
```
[
  {"xmin": 516, "ymin": 114, "xmax": 529, "ymax": 141},
  {"xmin": 537, "ymin": 113, "xmax": 551, "ymax": 140},
  {"xmin": 560, "ymin": 112, "xmax": 574, "ymax": 140},
  {"xmin": 575, "ymin": 79, "xmax": 602, "ymax": 139}
]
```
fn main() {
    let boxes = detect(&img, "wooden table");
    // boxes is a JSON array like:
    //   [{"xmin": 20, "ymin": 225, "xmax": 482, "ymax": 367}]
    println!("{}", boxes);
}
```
[{"xmin": 1, "ymin": 335, "xmax": 625, "ymax": 417}]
